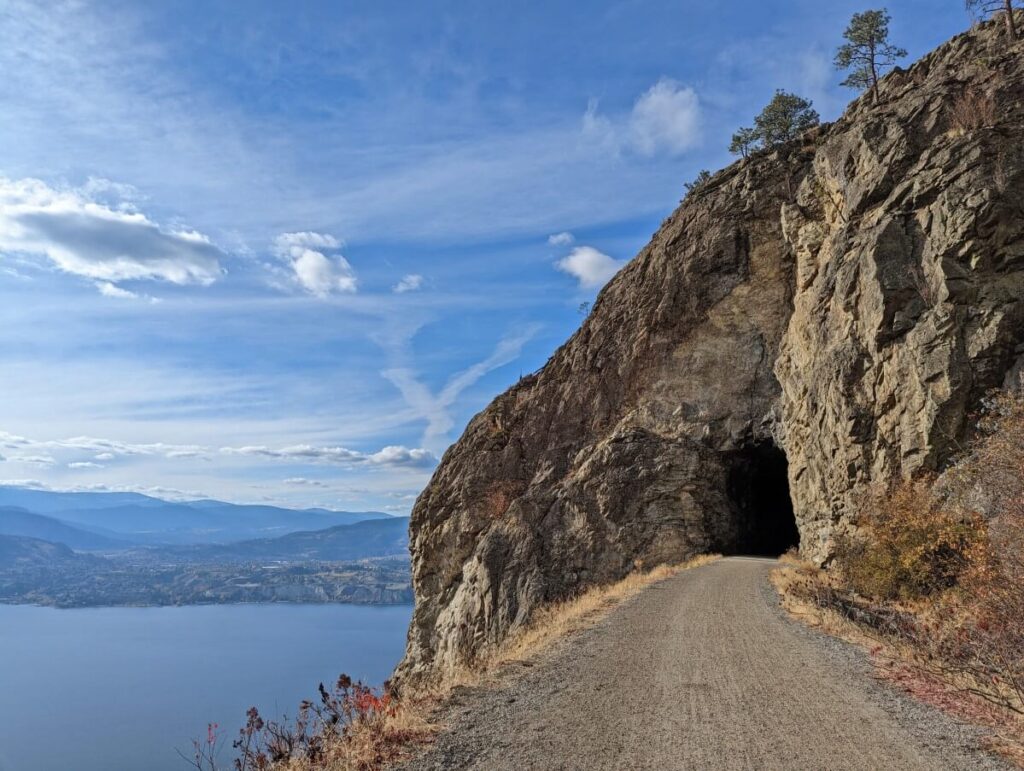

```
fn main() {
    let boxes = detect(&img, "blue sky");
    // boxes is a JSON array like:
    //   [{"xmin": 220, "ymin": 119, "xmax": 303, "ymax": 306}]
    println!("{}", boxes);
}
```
[{"xmin": 0, "ymin": 0, "xmax": 975, "ymax": 512}]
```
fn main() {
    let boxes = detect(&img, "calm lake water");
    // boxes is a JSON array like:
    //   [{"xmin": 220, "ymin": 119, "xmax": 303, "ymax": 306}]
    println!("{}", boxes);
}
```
[{"xmin": 0, "ymin": 603, "xmax": 412, "ymax": 771}]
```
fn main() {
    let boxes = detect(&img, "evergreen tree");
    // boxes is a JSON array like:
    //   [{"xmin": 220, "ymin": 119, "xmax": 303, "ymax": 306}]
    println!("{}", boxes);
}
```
[
  {"xmin": 729, "ymin": 127, "xmax": 759, "ymax": 158},
  {"xmin": 966, "ymin": 0, "xmax": 1021, "ymax": 42},
  {"xmin": 752, "ymin": 91, "xmax": 820, "ymax": 148},
  {"xmin": 834, "ymin": 9, "xmax": 907, "ymax": 101},
  {"xmin": 684, "ymin": 170, "xmax": 713, "ymax": 197}
]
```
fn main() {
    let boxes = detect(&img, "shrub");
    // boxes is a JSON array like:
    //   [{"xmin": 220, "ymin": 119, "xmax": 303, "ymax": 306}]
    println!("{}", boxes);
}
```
[
  {"xmin": 186, "ymin": 675, "xmax": 411, "ymax": 771},
  {"xmin": 835, "ymin": 479, "xmax": 985, "ymax": 600},
  {"xmin": 949, "ymin": 88, "xmax": 998, "ymax": 134},
  {"xmin": 683, "ymin": 169, "xmax": 713, "ymax": 198},
  {"xmin": 824, "ymin": 386, "xmax": 1024, "ymax": 714},
  {"xmin": 934, "ymin": 385, "xmax": 1024, "ymax": 711}
]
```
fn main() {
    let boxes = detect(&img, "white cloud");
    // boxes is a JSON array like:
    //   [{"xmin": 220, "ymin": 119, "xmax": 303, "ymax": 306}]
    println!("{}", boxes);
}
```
[
  {"xmin": 0, "ymin": 479, "xmax": 46, "ymax": 489},
  {"xmin": 165, "ymin": 449, "xmax": 202, "ymax": 458},
  {"xmin": 272, "ymin": 231, "xmax": 356, "ymax": 297},
  {"xmin": 13, "ymin": 454, "xmax": 57, "ymax": 466},
  {"xmin": 392, "ymin": 274, "xmax": 424, "ymax": 293},
  {"xmin": 547, "ymin": 232, "xmax": 575, "ymax": 247},
  {"xmin": 68, "ymin": 461, "xmax": 103, "ymax": 469},
  {"xmin": 580, "ymin": 80, "xmax": 701, "ymax": 160},
  {"xmin": 0, "ymin": 176, "xmax": 224, "ymax": 288},
  {"xmin": 383, "ymin": 326, "xmax": 539, "ymax": 446},
  {"xmin": 94, "ymin": 280, "xmax": 156, "ymax": 302},
  {"xmin": 628, "ymin": 78, "xmax": 701, "ymax": 157},
  {"xmin": 221, "ymin": 443, "xmax": 437, "ymax": 469},
  {"xmin": 283, "ymin": 477, "xmax": 329, "ymax": 488},
  {"xmin": 365, "ymin": 445, "xmax": 435, "ymax": 467},
  {"xmin": 556, "ymin": 246, "xmax": 625, "ymax": 289},
  {"xmin": 0, "ymin": 430, "xmax": 204, "ymax": 460},
  {"xmin": 0, "ymin": 479, "xmax": 205, "ymax": 500}
]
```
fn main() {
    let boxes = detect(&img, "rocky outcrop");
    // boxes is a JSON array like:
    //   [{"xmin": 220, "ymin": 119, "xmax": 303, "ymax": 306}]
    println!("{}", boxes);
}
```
[{"xmin": 397, "ymin": 21, "xmax": 1024, "ymax": 682}]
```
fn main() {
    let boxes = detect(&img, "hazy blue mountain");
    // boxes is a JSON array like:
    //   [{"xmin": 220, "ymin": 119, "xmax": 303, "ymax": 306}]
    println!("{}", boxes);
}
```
[
  {"xmin": 0, "ymin": 534, "xmax": 101, "ymax": 569},
  {"xmin": 152, "ymin": 517, "xmax": 410, "ymax": 563},
  {"xmin": 0, "ymin": 507, "xmax": 129, "ymax": 551},
  {"xmin": 0, "ymin": 487, "xmax": 393, "ymax": 545},
  {"xmin": 0, "ymin": 488, "xmax": 164, "ymax": 514}
]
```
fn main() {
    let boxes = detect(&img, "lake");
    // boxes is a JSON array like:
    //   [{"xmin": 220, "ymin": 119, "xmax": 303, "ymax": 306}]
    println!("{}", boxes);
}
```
[{"xmin": 0, "ymin": 603, "xmax": 412, "ymax": 771}]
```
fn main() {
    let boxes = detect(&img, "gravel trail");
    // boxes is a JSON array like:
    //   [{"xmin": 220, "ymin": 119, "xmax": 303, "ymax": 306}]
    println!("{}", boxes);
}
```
[{"xmin": 400, "ymin": 556, "xmax": 1009, "ymax": 770}]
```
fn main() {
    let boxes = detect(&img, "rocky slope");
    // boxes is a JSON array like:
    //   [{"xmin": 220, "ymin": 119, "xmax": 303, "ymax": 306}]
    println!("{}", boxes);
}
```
[{"xmin": 398, "ymin": 20, "xmax": 1024, "ymax": 682}]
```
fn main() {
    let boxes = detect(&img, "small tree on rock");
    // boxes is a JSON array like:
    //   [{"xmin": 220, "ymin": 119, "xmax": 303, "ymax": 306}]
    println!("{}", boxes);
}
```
[
  {"xmin": 966, "ymin": 0, "xmax": 1021, "ymax": 42},
  {"xmin": 834, "ymin": 9, "xmax": 907, "ymax": 102},
  {"xmin": 683, "ymin": 169, "xmax": 713, "ymax": 199},
  {"xmin": 752, "ymin": 91, "xmax": 820, "ymax": 148},
  {"xmin": 729, "ymin": 127, "xmax": 759, "ymax": 158}
]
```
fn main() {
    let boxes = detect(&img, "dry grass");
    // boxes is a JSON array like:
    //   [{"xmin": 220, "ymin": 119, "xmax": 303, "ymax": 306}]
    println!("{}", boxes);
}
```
[
  {"xmin": 272, "ymin": 705, "xmax": 437, "ymax": 771},
  {"xmin": 949, "ymin": 87, "xmax": 998, "ymax": 135},
  {"xmin": 265, "ymin": 554, "xmax": 720, "ymax": 771},
  {"xmin": 493, "ymin": 555, "xmax": 719, "ymax": 669},
  {"xmin": 771, "ymin": 558, "xmax": 1024, "ymax": 766}
]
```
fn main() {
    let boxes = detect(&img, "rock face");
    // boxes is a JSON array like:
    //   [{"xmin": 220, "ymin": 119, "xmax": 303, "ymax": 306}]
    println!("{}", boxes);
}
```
[{"xmin": 397, "ymin": 22, "xmax": 1024, "ymax": 682}]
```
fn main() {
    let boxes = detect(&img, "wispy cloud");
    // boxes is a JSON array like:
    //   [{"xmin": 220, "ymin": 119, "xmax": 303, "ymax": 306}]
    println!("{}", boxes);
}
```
[
  {"xmin": 283, "ymin": 477, "xmax": 329, "ymax": 488},
  {"xmin": 548, "ymin": 232, "xmax": 575, "ymax": 247},
  {"xmin": 383, "ymin": 326, "xmax": 540, "ymax": 446},
  {"xmin": 0, "ymin": 430, "xmax": 206, "ymax": 460},
  {"xmin": 392, "ymin": 274, "xmax": 424, "ymax": 293},
  {"xmin": 222, "ymin": 443, "xmax": 437, "ymax": 469}
]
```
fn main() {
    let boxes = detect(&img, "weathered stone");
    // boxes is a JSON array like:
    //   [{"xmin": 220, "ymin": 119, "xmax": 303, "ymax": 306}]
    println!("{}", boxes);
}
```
[{"xmin": 397, "ymin": 21, "xmax": 1024, "ymax": 683}]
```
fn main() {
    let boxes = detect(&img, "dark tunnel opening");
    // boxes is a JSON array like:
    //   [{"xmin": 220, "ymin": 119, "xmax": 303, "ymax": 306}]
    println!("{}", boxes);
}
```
[{"xmin": 723, "ymin": 441, "xmax": 800, "ymax": 557}]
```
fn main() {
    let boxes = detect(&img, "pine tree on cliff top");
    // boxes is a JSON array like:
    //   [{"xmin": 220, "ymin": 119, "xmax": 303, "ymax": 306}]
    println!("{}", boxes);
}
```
[
  {"xmin": 966, "ymin": 0, "xmax": 1021, "ymax": 42},
  {"xmin": 728, "ymin": 92, "xmax": 819, "ymax": 156},
  {"xmin": 834, "ymin": 9, "xmax": 907, "ymax": 102},
  {"xmin": 752, "ymin": 91, "xmax": 820, "ymax": 147}
]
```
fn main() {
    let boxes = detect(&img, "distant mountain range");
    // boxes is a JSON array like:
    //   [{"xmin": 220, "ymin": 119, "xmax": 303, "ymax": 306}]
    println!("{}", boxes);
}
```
[
  {"xmin": 0, "ymin": 533, "xmax": 100, "ymax": 569},
  {"xmin": 0, "ymin": 487, "xmax": 393, "ymax": 546},
  {"xmin": 0, "ymin": 487, "xmax": 411, "ymax": 607},
  {"xmin": 151, "ymin": 516, "xmax": 410, "ymax": 563},
  {"xmin": 0, "ymin": 515, "xmax": 410, "ymax": 566},
  {"xmin": 0, "ymin": 506, "xmax": 130, "ymax": 550}
]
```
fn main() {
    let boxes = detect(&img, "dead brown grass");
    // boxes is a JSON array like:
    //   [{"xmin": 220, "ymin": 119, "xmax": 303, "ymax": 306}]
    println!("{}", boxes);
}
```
[
  {"xmin": 270, "ymin": 554, "xmax": 720, "ymax": 771},
  {"xmin": 494, "ymin": 556, "xmax": 719, "ymax": 669},
  {"xmin": 771, "ymin": 559, "xmax": 1024, "ymax": 766}
]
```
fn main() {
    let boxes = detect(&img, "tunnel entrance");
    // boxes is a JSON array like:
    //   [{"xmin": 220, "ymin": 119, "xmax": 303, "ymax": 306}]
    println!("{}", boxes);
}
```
[{"xmin": 722, "ymin": 442, "xmax": 799, "ymax": 556}]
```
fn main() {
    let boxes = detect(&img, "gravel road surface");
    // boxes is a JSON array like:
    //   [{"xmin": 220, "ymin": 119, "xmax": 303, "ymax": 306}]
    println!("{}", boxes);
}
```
[{"xmin": 400, "ymin": 556, "xmax": 1009, "ymax": 770}]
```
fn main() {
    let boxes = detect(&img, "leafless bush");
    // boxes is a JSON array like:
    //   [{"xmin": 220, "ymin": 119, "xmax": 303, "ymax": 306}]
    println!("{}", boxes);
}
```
[
  {"xmin": 185, "ymin": 675, "xmax": 406, "ymax": 771},
  {"xmin": 949, "ymin": 88, "xmax": 998, "ymax": 134},
  {"xmin": 909, "ymin": 263, "xmax": 939, "ymax": 306}
]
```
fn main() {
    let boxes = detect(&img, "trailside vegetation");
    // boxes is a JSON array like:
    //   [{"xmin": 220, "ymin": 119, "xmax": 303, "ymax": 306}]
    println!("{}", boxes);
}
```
[{"xmin": 775, "ymin": 385, "xmax": 1024, "ymax": 755}]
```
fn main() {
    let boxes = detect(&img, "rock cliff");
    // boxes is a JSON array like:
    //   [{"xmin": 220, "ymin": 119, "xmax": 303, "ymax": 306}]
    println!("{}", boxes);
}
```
[{"xmin": 398, "ymin": 20, "xmax": 1024, "ymax": 682}]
